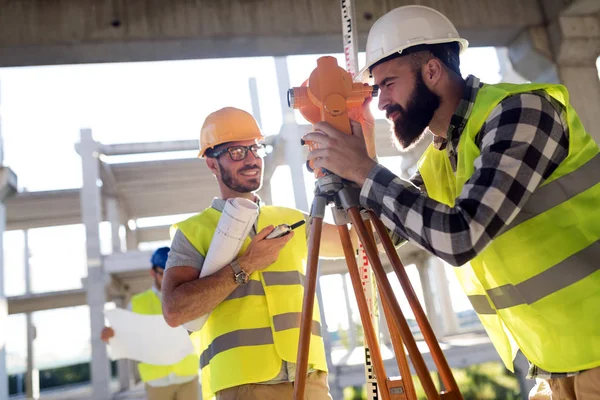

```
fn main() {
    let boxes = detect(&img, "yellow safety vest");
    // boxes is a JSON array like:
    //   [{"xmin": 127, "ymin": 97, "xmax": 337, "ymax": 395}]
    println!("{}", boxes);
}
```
[
  {"xmin": 131, "ymin": 289, "xmax": 200, "ymax": 382},
  {"xmin": 176, "ymin": 205, "xmax": 328, "ymax": 400},
  {"xmin": 418, "ymin": 82, "xmax": 600, "ymax": 373}
]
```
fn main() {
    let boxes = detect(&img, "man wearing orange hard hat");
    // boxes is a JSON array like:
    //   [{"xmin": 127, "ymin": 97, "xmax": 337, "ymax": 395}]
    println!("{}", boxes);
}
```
[
  {"xmin": 301, "ymin": 5, "xmax": 600, "ymax": 400},
  {"xmin": 161, "ymin": 107, "xmax": 354, "ymax": 399}
]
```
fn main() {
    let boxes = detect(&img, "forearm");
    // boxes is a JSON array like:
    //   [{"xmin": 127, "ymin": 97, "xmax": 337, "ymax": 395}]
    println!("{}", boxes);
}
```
[
  {"xmin": 317, "ymin": 218, "xmax": 360, "ymax": 259},
  {"xmin": 360, "ymin": 165, "xmax": 489, "ymax": 266},
  {"xmin": 163, "ymin": 265, "xmax": 238, "ymax": 327}
]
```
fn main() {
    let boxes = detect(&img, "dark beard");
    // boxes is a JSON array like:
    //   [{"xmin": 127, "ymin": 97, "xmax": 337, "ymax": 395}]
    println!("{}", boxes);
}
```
[
  {"xmin": 218, "ymin": 162, "xmax": 262, "ymax": 193},
  {"xmin": 387, "ymin": 72, "xmax": 440, "ymax": 151}
]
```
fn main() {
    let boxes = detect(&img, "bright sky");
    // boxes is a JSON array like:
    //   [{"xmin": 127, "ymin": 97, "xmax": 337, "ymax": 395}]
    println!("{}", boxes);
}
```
[{"xmin": 2, "ymin": 47, "xmax": 503, "ymax": 374}]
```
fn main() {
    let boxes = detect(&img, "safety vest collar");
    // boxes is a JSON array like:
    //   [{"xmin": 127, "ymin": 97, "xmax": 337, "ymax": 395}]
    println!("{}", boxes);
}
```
[{"xmin": 444, "ymin": 75, "xmax": 484, "ymax": 150}]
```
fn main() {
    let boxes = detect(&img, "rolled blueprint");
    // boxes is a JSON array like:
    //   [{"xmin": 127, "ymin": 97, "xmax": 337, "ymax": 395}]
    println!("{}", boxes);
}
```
[{"xmin": 183, "ymin": 197, "xmax": 259, "ymax": 331}]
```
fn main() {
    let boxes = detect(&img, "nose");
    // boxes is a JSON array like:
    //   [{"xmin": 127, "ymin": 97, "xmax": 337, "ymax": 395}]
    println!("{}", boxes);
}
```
[
  {"xmin": 378, "ymin": 90, "xmax": 390, "ymax": 111},
  {"xmin": 243, "ymin": 152, "xmax": 261, "ymax": 167}
]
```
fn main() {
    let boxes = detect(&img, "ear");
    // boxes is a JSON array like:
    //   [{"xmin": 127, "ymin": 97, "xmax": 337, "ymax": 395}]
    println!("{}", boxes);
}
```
[
  {"xmin": 150, "ymin": 268, "xmax": 156, "ymax": 278},
  {"xmin": 423, "ymin": 58, "xmax": 444, "ymax": 87},
  {"xmin": 205, "ymin": 157, "xmax": 220, "ymax": 176}
]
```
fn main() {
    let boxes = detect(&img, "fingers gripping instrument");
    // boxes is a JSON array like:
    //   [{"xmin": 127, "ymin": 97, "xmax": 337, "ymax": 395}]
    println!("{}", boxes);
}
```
[{"xmin": 287, "ymin": 56, "xmax": 378, "ymax": 178}]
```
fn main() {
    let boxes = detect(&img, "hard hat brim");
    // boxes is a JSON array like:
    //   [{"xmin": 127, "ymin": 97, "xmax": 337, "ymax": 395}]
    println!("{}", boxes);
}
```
[{"xmin": 354, "ymin": 37, "xmax": 469, "ymax": 83}]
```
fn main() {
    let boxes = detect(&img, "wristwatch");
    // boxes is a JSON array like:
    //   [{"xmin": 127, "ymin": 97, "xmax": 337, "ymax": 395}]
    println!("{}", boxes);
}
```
[{"xmin": 230, "ymin": 259, "xmax": 249, "ymax": 285}]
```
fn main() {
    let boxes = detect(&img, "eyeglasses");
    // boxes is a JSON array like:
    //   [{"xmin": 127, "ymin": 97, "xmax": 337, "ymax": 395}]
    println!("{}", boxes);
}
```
[{"xmin": 209, "ymin": 144, "xmax": 266, "ymax": 161}]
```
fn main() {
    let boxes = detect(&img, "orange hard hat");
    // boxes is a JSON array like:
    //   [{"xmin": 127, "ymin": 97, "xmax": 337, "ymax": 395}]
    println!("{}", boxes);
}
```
[{"xmin": 199, "ymin": 107, "xmax": 265, "ymax": 158}]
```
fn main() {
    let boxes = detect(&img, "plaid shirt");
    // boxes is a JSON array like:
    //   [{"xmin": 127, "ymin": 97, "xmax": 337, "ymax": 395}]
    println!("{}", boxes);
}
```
[{"xmin": 361, "ymin": 75, "xmax": 581, "ymax": 379}]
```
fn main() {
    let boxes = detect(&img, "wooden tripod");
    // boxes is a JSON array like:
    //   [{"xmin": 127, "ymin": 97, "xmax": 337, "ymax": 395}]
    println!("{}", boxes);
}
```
[{"xmin": 293, "ymin": 176, "xmax": 463, "ymax": 400}]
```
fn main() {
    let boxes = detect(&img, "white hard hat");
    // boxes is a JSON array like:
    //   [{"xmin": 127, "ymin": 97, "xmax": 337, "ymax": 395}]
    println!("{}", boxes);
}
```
[{"xmin": 357, "ymin": 5, "xmax": 469, "ymax": 82}]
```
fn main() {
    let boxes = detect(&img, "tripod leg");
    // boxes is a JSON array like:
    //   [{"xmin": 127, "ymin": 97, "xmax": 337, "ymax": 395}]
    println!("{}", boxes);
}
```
[
  {"xmin": 363, "ymin": 220, "xmax": 417, "ymax": 399},
  {"xmin": 369, "ymin": 212, "xmax": 462, "ymax": 398},
  {"xmin": 293, "ymin": 214, "xmax": 324, "ymax": 400},
  {"xmin": 338, "ymin": 225, "xmax": 392, "ymax": 400},
  {"xmin": 378, "ymin": 286, "xmax": 418, "ymax": 399},
  {"xmin": 347, "ymin": 207, "xmax": 440, "ymax": 400}
]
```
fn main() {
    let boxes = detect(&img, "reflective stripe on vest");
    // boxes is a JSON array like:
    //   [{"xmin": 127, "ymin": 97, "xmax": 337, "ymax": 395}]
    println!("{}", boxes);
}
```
[
  {"xmin": 503, "ymin": 153, "xmax": 600, "ymax": 232},
  {"xmin": 224, "ymin": 280, "xmax": 264, "ymax": 300},
  {"xmin": 225, "ymin": 270, "xmax": 307, "ymax": 300},
  {"xmin": 469, "ymin": 240, "xmax": 600, "ymax": 314},
  {"xmin": 199, "ymin": 313, "xmax": 322, "ymax": 369},
  {"xmin": 273, "ymin": 312, "xmax": 322, "ymax": 335},
  {"xmin": 263, "ymin": 271, "xmax": 306, "ymax": 286},
  {"xmin": 200, "ymin": 327, "xmax": 273, "ymax": 369}
]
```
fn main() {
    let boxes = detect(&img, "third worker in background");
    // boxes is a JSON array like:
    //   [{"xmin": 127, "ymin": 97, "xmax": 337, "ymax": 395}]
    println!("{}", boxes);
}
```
[{"xmin": 101, "ymin": 247, "xmax": 200, "ymax": 400}]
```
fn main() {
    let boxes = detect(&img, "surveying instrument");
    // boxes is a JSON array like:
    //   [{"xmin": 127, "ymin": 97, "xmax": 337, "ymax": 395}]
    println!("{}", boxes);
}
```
[{"xmin": 286, "ymin": 7, "xmax": 464, "ymax": 398}]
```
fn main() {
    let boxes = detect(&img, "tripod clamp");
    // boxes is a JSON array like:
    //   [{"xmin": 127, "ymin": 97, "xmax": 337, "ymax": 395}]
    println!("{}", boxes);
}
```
[{"xmin": 308, "ymin": 173, "xmax": 368, "ymax": 227}]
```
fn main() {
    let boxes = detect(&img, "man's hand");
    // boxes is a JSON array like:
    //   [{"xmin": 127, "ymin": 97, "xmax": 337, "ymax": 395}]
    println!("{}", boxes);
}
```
[
  {"xmin": 348, "ymin": 96, "xmax": 376, "ymax": 159},
  {"xmin": 237, "ymin": 226, "xmax": 295, "ymax": 274},
  {"xmin": 101, "ymin": 327, "xmax": 115, "ymax": 343},
  {"xmin": 303, "ymin": 120, "xmax": 377, "ymax": 186}
]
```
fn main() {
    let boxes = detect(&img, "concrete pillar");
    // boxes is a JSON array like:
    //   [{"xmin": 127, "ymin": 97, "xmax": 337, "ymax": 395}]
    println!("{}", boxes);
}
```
[
  {"xmin": 248, "ymin": 77, "xmax": 263, "ymax": 131},
  {"xmin": 25, "ymin": 314, "xmax": 38, "ymax": 400},
  {"xmin": 428, "ymin": 257, "xmax": 460, "ymax": 335},
  {"xmin": 106, "ymin": 198, "xmax": 122, "ymax": 254},
  {"xmin": 275, "ymin": 57, "xmax": 309, "ymax": 212},
  {"xmin": 0, "ymin": 79, "xmax": 9, "ymax": 400},
  {"xmin": 79, "ymin": 128, "xmax": 112, "ymax": 400},
  {"xmin": 508, "ymin": 5, "xmax": 600, "ymax": 143},
  {"xmin": 248, "ymin": 76, "xmax": 275, "ymax": 205},
  {"xmin": 125, "ymin": 225, "xmax": 138, "ymax": 251},
  {"xmin": 106, "ymin": 198, "xmax": 132, "ymax": 392},
  {"xmin": 24, "ymin": 231, "xmax": 40, "ymax": 400},
  {"xmin": 416, "ymin": 257, "xmax": 443, "ymax": 337},
  {"xmin": 316, "ymin": 275, "xmax": 342, "ymax": 400},
  {"xmin": 550, "ymin": 8, "xmax": 600, "ymax": 143},
  {"xmin": 341, "ymin": 273, "xmax": 357, "ymax": 349}
]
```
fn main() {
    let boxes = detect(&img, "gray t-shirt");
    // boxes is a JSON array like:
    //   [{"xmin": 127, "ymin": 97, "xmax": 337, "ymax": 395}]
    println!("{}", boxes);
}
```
[
  {"xmin": 166, "ymin": 197, "xmax": 311, "ymax": 384},
  {"xmin": 165, "ymin": 229, "xmax": 206, "ymax": 272}
]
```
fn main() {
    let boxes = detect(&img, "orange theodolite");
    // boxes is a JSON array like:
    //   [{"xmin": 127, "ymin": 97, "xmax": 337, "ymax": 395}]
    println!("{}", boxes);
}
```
[{"xmin": 287, "ymin": 55, "xmax": 378, "ymax": 177}]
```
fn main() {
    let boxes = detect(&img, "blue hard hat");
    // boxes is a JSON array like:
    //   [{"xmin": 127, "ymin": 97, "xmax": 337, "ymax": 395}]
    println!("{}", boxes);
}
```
[{"xmin": 150, "ymin": 247, "xmax": 170, "ymax": 269}]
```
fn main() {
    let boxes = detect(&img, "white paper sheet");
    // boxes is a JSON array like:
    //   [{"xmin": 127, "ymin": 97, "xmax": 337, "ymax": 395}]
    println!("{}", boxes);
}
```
[
  {"xmin": 183, "ymin": 197, "xmax": 259, "ymax": 331},
  {"xmin": 104, "ymin": 308, "xmax": 195, "ymax": 365}
]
